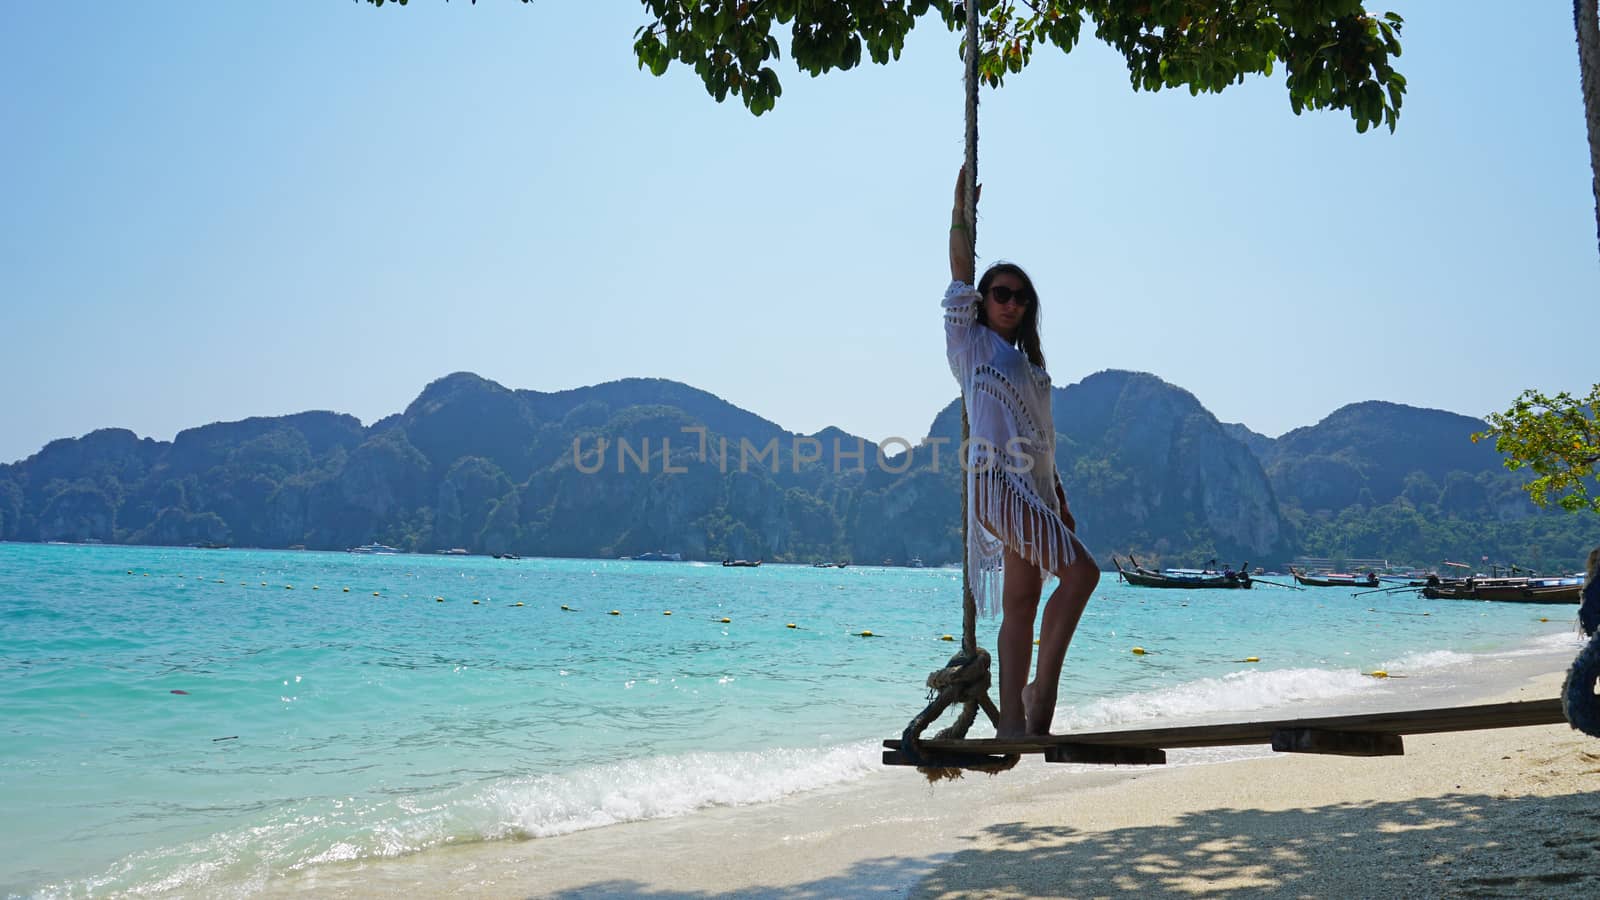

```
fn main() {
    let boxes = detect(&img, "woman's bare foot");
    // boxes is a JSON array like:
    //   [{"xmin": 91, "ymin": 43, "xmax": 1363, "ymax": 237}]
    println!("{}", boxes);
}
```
[
  {"xmin": 1023, "ymin": 681, "xmax": 1056, "ymax": 736},
  {"xmin": 996, "ymin": 712, "xmax": 1028, "ymax": 739}
]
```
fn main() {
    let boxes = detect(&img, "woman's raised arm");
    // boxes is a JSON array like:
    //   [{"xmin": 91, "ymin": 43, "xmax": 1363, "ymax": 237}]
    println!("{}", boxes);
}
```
[{"xmin": 949, "ymin": 167, "xmax": 979, "ymax": 285}]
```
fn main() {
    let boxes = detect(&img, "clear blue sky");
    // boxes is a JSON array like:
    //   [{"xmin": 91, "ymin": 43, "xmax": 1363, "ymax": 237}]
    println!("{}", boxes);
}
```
[{"xmin": 2, "ymin": 2, "xmax": 1594, "ymax": 465}]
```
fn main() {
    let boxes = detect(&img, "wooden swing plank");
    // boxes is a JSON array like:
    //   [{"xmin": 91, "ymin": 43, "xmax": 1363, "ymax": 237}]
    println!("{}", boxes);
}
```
[
  {"xmin": 1044, "ymin": 743, "xmax": 1167, "ymax": 765},
  {"xmin": 883, "ymin": 698, "xmax": 1564, "ymax": 760},
  {"xmin": 881, "ymin": 743, "xmax": 1169, "ymax": 768},
  {"xmin": 1270, "ymin": 727, "xmax": 1404, "ymax": 757},
  {"xmin": 881, "ymin": 748, "xmax": 1018, "ymax": 769}
]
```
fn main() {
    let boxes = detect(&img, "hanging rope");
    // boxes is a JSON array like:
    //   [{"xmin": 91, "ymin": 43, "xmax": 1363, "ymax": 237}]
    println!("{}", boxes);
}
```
[{"xmin": 898, "ymin": 2, "xmax": 1018, "ymax": 780}]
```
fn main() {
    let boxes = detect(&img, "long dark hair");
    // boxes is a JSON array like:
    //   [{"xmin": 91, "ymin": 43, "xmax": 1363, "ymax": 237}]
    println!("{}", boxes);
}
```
[{"xmin": 975, "ymin": 261, "xmax": 1046, "ymax": 370}]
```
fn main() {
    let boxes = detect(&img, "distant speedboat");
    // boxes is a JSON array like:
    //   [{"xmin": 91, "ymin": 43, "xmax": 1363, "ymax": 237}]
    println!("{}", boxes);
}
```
[
  {"xmin": 348, "ymin": 543, "xmax": 401, "ymax": 555},
  {"xmin": 908, "ymin": 557, "xmax": 925, "ymax": 568},
  {"xmin": 1378, "ymin": 573, "xmax": 1429, "ymax": 586},
  {"xmin": 721, "ymin": 559, "xmax": 762, "ymax": 568},
  {"xmin": 634, "ymin": 551, "xmax": 684, "ymax": 562}
]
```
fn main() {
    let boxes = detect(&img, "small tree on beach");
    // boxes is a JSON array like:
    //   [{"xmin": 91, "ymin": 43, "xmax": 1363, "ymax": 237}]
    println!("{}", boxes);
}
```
[
  {"xmin": 1474, "ymin": 385, "xmax": 1600, "ymax": 515},
  {"xmin": 1482, "ymin": 381, "xmax": 1600, "ymax": 732}
]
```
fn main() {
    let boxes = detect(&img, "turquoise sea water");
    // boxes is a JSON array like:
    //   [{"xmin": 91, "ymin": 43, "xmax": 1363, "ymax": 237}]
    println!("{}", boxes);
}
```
[{"xmin": 0, "ymin": 542, "xmax": 1580, "ymax": 897}]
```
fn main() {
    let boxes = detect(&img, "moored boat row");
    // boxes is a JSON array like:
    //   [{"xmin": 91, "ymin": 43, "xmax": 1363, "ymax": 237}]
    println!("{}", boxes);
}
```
[{"xmin": 1116, "ymin": 557, "xmax": 1583, "ymax": 605}]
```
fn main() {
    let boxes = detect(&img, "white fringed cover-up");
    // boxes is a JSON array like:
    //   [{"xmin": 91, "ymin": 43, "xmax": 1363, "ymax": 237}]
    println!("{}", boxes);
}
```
[{"xmin": 943, "ymin": 280, "xmax": 1093, "ymax": 615}]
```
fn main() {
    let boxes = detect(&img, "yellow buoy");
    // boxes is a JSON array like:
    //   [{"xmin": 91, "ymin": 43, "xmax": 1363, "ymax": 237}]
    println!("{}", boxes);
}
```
[
  {"xmin": 940, "ymin": 634, "xmax": 954, "ymax": 641},
  {"xmin": 343, "ymin": 587, "xmax": 350, "ymax": 592},
  {"xmin": 1540, "ymin": 617, "xmax": 1549, "ymax": 622},
  {"xmin": 515, "ymin": 602, "xmax": 524, "ymax": 607},
  {"xmin": 1033, "ymin": 639, "xmax": 1040, "ymax": 645},
  {"xmin": 472, "ymin": 600, "xmax": 480, "ymax": 605},
  {"xmin": 1131, "ymin": 647, "xmax": 1147, "ymax": 655},
  {"xmin": 561, "ymin": 604, "xmax": 572, "ymax": 611},
  {"xmin": 663, "ymin": 611, "xmax": 672, "ymax": 616},
  {"xmin": 1242, "ymin": 656, "xmax": 1260, "ymax": 663},
  {"xmin": 261, "ymin": 582, "xmax": 267, "ymax": 587},
  {"xmin": 610, "ymin": 610, "xmax": 621, "ymax": 616},
  {"xmin": 720, "ymin": 617, "xmax": 731, "ymax": 623},
  {"xmin": 312, "ymin": 586, "xmax": 319, "ymax": 590},
  {"xmin": 436, "ymin": 597, "xmax": 444, "ymax": 603},
  {"xmin": 859, "ymin": 630, "xmax": 874, "ymax": 637},
  {"xmin": 373, "ymin": 592, "xmax": 380, "ymax": 597},
  {"xmin": 787, "ymin": 623, "xmax": 798, "ymax": 629},
  {"xmin": 1368, "ymin": 670, "xmax": 1389, "ymax": 678},
  {"xmin": 285, "ymin": 585, "xmax": 293, "ymax": 590}
]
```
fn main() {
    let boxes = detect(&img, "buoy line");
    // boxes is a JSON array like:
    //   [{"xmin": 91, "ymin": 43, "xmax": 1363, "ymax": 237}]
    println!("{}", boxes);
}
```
[{"xmin": 114, "ymin": 570, "xmax": 1033, "ymax": 647}]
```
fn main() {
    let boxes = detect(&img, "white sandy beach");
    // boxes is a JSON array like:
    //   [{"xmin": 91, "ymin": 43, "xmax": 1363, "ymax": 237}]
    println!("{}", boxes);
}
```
[{"xmin": 269, "ymin": 644, "xmax": 1600, "ymax": 899}]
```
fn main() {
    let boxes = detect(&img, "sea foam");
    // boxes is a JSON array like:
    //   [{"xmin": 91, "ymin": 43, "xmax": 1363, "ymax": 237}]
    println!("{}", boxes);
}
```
[
  {"xmin": 45, "ymin": 743, "xmax": 884, "ymax": 898},
  {"xmin": 1057, "ymin": 665, "xmax": 1380, "ymax": 733}
]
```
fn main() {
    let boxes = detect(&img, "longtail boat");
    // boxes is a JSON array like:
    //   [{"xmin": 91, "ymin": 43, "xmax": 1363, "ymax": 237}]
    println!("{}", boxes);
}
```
[
  {"xmin": 1113, "ymin": 556, "xmax": 1252, "ymax": 589},
  {"xmin": 1471, "ymin": 583, "xmax": 1580, "ymax": 603},
  {"xmin": 1421, "ymin": 580, "xmax": 1476, "ymax": 600},
  {"xmin": 1419, "ymin": 574, "xmax": 1582, "ymax": 603},
  {"xmin": 1290, "ymin": 567, "xmax": 1379, "ymax": 588}
]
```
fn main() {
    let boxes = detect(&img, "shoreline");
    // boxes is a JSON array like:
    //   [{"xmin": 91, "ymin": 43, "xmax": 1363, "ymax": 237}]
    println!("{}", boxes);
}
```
[{"xmin": 257, "ymin": 635, "xmax": 1600, "ymax": 898}]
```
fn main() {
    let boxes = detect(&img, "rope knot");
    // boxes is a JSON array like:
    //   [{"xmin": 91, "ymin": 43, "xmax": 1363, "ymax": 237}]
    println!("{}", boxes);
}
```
[{"xmin": 925, "ymin": 648, "xmax": 992, "ymax": 701}]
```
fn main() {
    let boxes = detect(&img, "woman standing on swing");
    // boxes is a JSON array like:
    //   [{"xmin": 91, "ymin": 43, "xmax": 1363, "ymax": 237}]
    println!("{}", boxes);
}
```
[{"xmin": 943, "ymin": 168, "xmax": 1100, "ymax": 738}]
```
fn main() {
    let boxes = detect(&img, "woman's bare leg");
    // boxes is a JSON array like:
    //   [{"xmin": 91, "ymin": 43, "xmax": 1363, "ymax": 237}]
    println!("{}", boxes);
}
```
[
  {"xmin": 1025, "ymin": 535, "xmax": 1099, "ymax": 735},
  {"xmin": 996, "ymin": 545, "xmax": 1042, "ymax": 739},
  {"xmin": 977, "ymin": 478, "xmax": 1096, "ymax": 737}
]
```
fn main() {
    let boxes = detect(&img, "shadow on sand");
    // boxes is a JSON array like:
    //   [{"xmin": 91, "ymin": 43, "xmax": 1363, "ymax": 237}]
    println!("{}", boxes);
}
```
[{"xmin": 537, "ymin": 791, "xmax": 1600, "ymax": 899}]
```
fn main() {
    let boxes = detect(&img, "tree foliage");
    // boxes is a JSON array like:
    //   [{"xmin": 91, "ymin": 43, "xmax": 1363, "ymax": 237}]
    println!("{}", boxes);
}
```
[
  {"xmin": 634, "ymin": 0, "xmax": 1406, "ymax": 126},
  {"xmin": 1474, "ymin": 385, "xmax": 1600, "ymax": 514},
  {"xmin": 362, "ymin": 1, "xmax": 1404, "ymax": 129}
]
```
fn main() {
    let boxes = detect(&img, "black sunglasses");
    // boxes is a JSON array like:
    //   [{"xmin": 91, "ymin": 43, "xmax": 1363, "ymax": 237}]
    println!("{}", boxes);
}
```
[{"xmin": 988, "ymin": 284, "xmax": 1033, "ymax": 307}]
